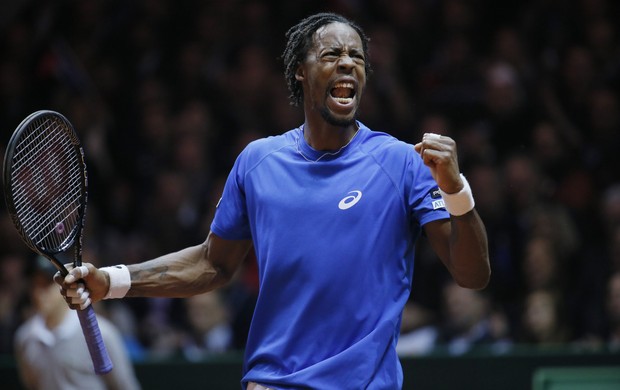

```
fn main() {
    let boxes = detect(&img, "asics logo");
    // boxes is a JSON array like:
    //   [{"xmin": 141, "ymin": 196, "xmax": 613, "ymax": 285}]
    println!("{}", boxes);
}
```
[{"xmin": 338, "ymin": 190, "xmax": 363, "ymax": 210}]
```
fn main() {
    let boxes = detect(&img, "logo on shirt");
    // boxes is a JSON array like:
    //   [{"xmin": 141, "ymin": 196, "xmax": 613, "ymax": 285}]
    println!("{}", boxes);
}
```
[
  {"xmin": 432, "ymin": 199, "xmax": 446, "ymax": 210},
  {"xmin": 338, "ymin": 190, "xmax": 363, "ymax": 210},
  {"xmin": 429, "ymin": 187, "xmax": 446, "ymax": 210}
]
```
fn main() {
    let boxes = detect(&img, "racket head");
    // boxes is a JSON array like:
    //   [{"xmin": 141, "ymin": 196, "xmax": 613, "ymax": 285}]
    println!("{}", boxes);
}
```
[{"xmin": 3, "ymin": 110, "xmax": 88, "ymax": 272}]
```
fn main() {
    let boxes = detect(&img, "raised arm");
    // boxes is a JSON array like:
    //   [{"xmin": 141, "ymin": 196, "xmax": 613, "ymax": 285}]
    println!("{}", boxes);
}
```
[
  {"xmin": 56, "ymin": 232, "xmax": 252, "ymax": 309},
  {"xmin": 415, "ymin": 133, "xmax": 490, "ymax": 290}
]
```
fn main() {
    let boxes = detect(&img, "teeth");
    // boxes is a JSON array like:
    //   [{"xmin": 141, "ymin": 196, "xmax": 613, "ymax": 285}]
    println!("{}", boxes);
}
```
[
  {"xmin": 334, "ymin": 82, "xmax": 354, "ymax": 89},
  {"xmin": 334, "ymin": 97, "xmax": 353, "ymax": 103}
]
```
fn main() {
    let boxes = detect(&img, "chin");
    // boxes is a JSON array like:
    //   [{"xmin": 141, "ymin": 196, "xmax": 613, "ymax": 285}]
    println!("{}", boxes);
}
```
[{"xmin": 320, "ymin": 108, "xmax": 357, "ymax": 127}]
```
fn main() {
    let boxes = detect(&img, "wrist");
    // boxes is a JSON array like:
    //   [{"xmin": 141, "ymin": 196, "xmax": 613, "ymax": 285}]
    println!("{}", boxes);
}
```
[
  {"xmin": 100, "ymin": 265, "xmax": 131, "ymax": 299},
  {"xmin": 439, "ymin": 174, "xmax": 475, "ymax": 216}
]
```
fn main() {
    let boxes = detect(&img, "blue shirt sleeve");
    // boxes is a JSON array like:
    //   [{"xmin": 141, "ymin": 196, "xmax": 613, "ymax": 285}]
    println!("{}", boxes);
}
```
[
  {"xmin": 407, "ymin": 149, "xmax": 450, "ymax": 226},
  {"xmin": 210, "ymin": 150, "xmax": 252, "ymax": 240}
]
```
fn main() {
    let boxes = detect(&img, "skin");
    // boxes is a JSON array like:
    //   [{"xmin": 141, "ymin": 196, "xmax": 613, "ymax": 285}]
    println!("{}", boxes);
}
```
[
  {"xmin": 57, "ymin": 21, "xmax": 490, "ymax": 310},
  {"xmin": 295, "ymin": 22, "xmax": 366, "ymax": 149}
]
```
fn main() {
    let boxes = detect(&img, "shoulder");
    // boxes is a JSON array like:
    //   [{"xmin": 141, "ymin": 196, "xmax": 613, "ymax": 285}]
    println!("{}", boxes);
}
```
[
  {"xmin": 243, "ymin": 129, "xmax": 298, "ymax": 154},
  {"xmin": 356, "ymin": 123, "xmax": 418, "ymax": 162}
]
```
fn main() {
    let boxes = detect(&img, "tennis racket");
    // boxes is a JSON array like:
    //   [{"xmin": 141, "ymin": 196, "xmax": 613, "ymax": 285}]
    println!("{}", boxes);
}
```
[{"xmin": 3, "ymin": 110, "xmax": 113, "ymax": 374}]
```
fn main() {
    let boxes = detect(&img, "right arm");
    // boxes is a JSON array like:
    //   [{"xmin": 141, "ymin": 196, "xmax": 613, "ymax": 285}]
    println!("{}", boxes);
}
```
[
  {"xmin": 126, "ymin": 232, "xmax": 252, "ymax": 298},
  {"xmin": 56, "ymin": 232, "xmax": 252, "ymax": 308}
]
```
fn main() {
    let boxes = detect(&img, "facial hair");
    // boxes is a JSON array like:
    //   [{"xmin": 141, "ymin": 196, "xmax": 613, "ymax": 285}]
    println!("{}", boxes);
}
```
[{"xmin": 319, "ymin": 106, "xmax": 357, "ymax": 127}]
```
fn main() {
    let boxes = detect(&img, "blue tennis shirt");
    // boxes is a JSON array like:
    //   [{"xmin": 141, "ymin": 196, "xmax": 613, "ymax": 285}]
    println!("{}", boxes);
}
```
[{"xmin": 211, "ymin": 122, "xmax": 449, "ymax": 389}]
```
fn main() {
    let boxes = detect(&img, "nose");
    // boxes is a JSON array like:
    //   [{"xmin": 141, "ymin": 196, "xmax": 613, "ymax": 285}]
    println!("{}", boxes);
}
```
[{"xmin": 337, "ymin": 54, "xmax": 355, "ymax": 71}]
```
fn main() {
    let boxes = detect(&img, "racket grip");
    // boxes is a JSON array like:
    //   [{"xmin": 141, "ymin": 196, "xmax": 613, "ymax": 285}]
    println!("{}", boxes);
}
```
[{"xmin": 77, "ymin": 306, "xmax": 114, "ymax": 374}]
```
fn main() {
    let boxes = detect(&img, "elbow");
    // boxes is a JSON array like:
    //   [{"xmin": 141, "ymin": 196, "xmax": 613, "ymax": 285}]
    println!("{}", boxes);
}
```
[
  {"xmin": 454, "ymin": 264, "xmax": 491, "ymax": 290},
  {"xmin": 213, "ymin": 263, "xmax": 236, "ymax": 286},
  {"xmin": 459, "ymin": 273, "xmax": 490, "ymax": 290}
]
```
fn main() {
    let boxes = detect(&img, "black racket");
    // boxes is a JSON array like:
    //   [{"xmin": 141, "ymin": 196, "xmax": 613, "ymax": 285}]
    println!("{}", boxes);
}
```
[{"xmin": 3, "ymin": 110, "xmax": 113, "ymax": 374}]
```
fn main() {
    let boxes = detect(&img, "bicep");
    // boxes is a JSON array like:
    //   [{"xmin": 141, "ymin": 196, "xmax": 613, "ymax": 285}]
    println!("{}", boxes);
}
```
[
  {"xmin": 206, "ymin": 231, "xmax": 253, "ymax": 282},
  {"xmin": 422, "ymin": 212, "xmax": 491, "ymax": 289}
]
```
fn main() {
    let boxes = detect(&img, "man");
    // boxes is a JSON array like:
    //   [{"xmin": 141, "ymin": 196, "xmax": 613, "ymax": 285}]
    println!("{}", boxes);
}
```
[
  {"xmin": 57, "ymin": 12, "xmax": 490, "ymax": 389},
  {"xmin": 15, "ymin": 256, "xmax": 141, "ymax": 390}
]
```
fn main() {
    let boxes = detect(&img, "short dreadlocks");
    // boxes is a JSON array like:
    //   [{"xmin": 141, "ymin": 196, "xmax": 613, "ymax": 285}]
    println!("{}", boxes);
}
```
[{"xmin": 282, "ymin": 12, "xmax": 372, "ymax": 107}]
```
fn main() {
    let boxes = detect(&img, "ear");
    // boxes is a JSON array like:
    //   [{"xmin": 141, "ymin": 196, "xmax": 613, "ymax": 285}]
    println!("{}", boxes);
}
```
[{"xmin": 295, "ymin": 64, "xmax": 305, "ymax": 81}]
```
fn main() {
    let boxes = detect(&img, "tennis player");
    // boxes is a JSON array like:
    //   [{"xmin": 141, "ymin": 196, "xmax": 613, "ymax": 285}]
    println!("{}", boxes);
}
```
[{"xmin": 56, "ymin": 12, "xmax": 490, "ymax": 389}]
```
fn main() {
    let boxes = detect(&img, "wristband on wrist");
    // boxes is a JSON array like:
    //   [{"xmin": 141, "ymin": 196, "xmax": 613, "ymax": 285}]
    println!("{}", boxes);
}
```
[
  {"xmin": 439, "ymin": 174, "xmax": 475, "ymax": 216},
  {"xmin": 100, "ymin": 265, "xmax": 131, "ymax": 299}
]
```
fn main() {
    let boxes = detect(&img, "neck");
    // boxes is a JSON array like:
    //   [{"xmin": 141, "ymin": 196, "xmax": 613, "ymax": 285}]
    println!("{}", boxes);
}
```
[{"xmin": 302, "ymin": 119, "xmax": 358, "ymax": 151}]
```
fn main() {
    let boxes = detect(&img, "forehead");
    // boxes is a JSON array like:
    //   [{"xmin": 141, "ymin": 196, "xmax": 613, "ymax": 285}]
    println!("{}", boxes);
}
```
[{"xmin": 312, "ymin": 22, "xmax": 362, "ymax": 49}]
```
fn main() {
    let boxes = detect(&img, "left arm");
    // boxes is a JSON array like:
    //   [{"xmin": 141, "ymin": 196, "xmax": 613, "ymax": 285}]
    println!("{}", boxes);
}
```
[
  {"xmin": 415, "ymin": 133, "xmax": 490, "ymax": 289},
  {"xmin": 424, "ymin": 210, "xmax": 490, "ymax": 289}
]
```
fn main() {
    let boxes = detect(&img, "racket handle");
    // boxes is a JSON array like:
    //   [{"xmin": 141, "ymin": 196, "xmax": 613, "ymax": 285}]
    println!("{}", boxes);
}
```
[{"xmin": 77, "ymin": 306, "xmax": 114, "ymax": 375}]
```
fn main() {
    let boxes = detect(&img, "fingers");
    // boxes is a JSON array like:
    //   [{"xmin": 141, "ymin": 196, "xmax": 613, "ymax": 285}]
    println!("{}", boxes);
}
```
[
  {"xmin": 64, "ymin": 265, "xmax": 89, "ymax": 284},
  {"xmin": 415, "ymin": 132, "xmax": 463, "ymax": 188},
  {"xmin": 424, "ymin": 132, "xmax": 442, "ymax": 141},
  {"xmin": 421, "ymin": 133, "xmax": 444, "ymax": 152},
  {"xmin": 78, "ymin": 298, "xmax": 92, "ymax": 310},
  {"xmin": 60, "ymin": 282, "xmax": 92, "ymax": 310},
  {"xmin": 55, "ymin": 263, "xmax": 93, "ymax": 310},
  {"xmin": 415, "ymin": 133, "xmax": 450, "ymax": 165},
  {"xmin": 65, "ymin": 282, "xmax": 87, "ymax": 299}
]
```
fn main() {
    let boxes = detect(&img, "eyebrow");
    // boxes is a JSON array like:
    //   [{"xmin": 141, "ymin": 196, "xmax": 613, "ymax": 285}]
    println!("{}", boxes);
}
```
[{"xmin": 321, "ymin": 45, "xmax": 364, "ymax": 54}]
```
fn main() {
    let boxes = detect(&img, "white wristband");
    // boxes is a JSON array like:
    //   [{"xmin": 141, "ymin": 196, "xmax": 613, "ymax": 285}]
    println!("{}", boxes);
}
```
[
  {"xmin": 439, "ymin": 174, "xmax": 475, "ymax": 216},
  {"xmin": 100, "ymin": 265, "xmax": 131, "ymax": 299}
]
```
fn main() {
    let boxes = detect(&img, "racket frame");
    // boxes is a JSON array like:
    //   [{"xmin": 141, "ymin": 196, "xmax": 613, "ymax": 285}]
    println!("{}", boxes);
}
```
[
  {"xmin": 2, "ymin": 110, "xmax": 113, "ymax": 374},
  {"xmin": 3, "ymin": 110, "xmax": 87, "ymax": 274}
]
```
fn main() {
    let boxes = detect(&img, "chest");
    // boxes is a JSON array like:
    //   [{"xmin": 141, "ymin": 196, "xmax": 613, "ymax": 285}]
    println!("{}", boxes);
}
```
[{"xmin": 245, "ymin": 156, "xmax": 404, "ymax": 224}]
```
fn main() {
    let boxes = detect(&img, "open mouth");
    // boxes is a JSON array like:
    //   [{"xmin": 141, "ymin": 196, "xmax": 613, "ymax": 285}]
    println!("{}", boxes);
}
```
[{"xmin": 330, "ymin": 82, "xmax": 356, "ymax": 104}]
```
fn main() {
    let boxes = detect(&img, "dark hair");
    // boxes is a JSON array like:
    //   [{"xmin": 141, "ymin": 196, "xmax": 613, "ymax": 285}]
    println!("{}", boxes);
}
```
[{"xmin": 282, "ymin": 12, "xmax": 372, "ymax": 107}]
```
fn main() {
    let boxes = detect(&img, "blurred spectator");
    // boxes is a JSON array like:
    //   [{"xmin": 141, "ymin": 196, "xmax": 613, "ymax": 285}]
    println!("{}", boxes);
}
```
[
  {"xmin": 14, "ymin": 256, "xmax": 141, "ymax": 390},
  {"xmin": 601, "ymin": 184, "xmax": 620, "ymax": 236},
  {"xmin": 181, "ymin": 291, "xmax": 233, "ymax": 361},
  {"xmin": 521, "ymin": 235, "xmax": 563, "ymax": 293},
  {"xmin": 466, "ymin": 163, "xmax": 517, "ymax": 310},
  {"xmin": 529, "ymin": 121, "xmax": 576, "ymax": 184},
  {"xmin": 435, "ymin": 280, "xmax": 511, "ymax": 355},
  {"xmin": 518, "ymin": 289, "xmax": 571, "ymax": 346},
  {"xmin": 361, "ymin": 23, "xmax": 415, "ymax": 137},
  {"xmin": 0, "ymin": 253, "xmax": 27, "ymax": 354},
  {"xmin": 135, "ymin": 296, "xmax": 186, "ymax": 360},
  {"xmin": 396, "ymin": 301, "xmax": 439, "ymax": 357},
  {"xmin": 103, "ymin": 300, "xmax": 147, "ymax": 363},
  {"xmin": 480, "ymin": 61, "xmax": 538, "ymax": 155},
  {"xmin": 606, "ymin": 272, "xmax": 620, "ymax": 349}
]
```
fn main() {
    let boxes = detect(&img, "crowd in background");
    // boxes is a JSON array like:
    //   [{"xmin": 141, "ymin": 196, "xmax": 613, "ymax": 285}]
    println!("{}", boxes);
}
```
[{"xmin": 1, "ymin": 0, "xmax": 620, "ymax": 361}]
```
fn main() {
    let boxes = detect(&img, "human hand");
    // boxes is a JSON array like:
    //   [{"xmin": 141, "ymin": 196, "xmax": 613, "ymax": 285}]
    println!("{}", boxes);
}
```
[
  {"xmin": 54, "ymin": 263, "xmax": 109, "ymax": 310},
  {"xmin": 414, "ymin": 133, "xmax": 463, "ymax": 193}
]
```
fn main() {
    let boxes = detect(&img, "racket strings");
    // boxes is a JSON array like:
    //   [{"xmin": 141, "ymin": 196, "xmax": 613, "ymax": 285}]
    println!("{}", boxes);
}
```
[
  {"xmin": 9, "ymin": 117, "xmax": 84, "ymax": 251},
  {"xmin": 14, "ymin": 144, "xmax": 81, "ymax": 247}
]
